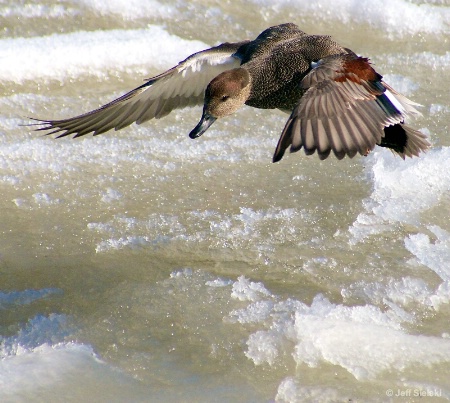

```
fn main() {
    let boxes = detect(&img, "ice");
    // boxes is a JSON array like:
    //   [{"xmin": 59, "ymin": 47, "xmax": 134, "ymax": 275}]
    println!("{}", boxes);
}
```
[
  {"xmin": 3, "ymin": 1, "xmax": 450, "ymax": 401},
  {"xmin": 231, "ymin": 276, "xmax": 272, "ymax": 302},
  {"xmin": 306, "ymin": 297, "xmax": 446, "ymax": 377},
  {"xmin": 405, "ymin": 226, "xmax": 450, "ymax": 283},
  {"xmin": 0, "ymin": 288, "xmax": 63, "ymax": 309},
  {"xmin": 205, "ymin": 278, "xmax": 234, "ymax": 287},
  {"xmin": 95, "ymin": 235, "xmax": 154, "ymax": 252},
  {"xmin": 250, "ymin": 0, "xmax": 450, "ymax": 36},
  {"xmin": 0, "ymin": 3, "xmax": 76, "ymax": 19},
  {"xmin": 0, "ymin": 313, "xmax": 148, "ymax": 400},
  {"xmin": 0, "ymin": 26, "xmax": 207, "ymax": 83},
  {"xmin": 246, "ymin": 329, "xmax": 282, "ymax": 365},
  {"xmin": 342, "ymin": 276, "xmax": 434, "ymax": 309},
  {"xmin": 382, "ymin": 74, "xmax": 419, "ymax": 96},
  {"xmin": 430, "ymin": 103, "xmax": 450, "ymax": 116},
  {"xmin": 0, "ymin": 343, "xmax": 96, "ymax": 397},
  {"xmin": 290, "ymin": 297, "xmax": 450, "ymax": 379},
  {"xmin": 276, "ymin": 377, "xmax": 300, "ymax": 403},
  {"xmin": 0, "ymin": 175, "xmax": 19, "ymax": 185},
  {"xmin": 229, "ymin": 300, "xmax": 275, "ymax": 323},
  {"xmin": 428, "ymin": 283, "xmax": 450, "ymax": 311},
  {"xmin": 405, "ymin": 226, "xmax": 450, "ymax": 309},
  {"xmin": 78, "ymin": 0, "xmax": 174, "ymax": 19},
  {"xmin": 169, "ymin": 268, "xmax": 193, "ymax": 279},
  {"xmin": 0, "ymin": 314, "xmax": 72, "ymax": 358},
  {"xmin": 88, "ymin": 207, "xmax": 303, "ymax": 254},
  {"xmin": 225, "ymin": 278, "xmax": 450, "ymax": 380},
  {"xmin": 381, "ymin": 51, "xmax": 450, "ymax": 71},
  {"xmin": 276, "ymin": 377, "xmax": 342, "ymax": 403},
  {"xmin": 346, "ymin": 146, "xmax": 450, "ymax": 319},
  {"xmin": 0, "ymin": 0, "xmax": 173, "ymax": 20},
  {"xmin": 32, "ymin": 192, "xmax": 60, "ymax": 206},
  {"xmin": 0, "ymin": 340, "xmax": 147, "ymax": 401},
  {"xmin": 344, "ymin": 225, "xmax": 450, "ymax": 312},
  {"xmin": 349, "ymin": 148, "xmax": 450, "ymax": 243},
  {"xmin": 100, "ymin": 187, "xmax": 123, "ymax": 203}
]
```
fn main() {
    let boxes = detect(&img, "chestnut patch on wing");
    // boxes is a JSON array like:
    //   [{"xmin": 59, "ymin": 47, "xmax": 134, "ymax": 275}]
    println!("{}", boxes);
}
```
[{"xmin": 334, "ymin": 56, "xmax": 382, "ymax": 84}]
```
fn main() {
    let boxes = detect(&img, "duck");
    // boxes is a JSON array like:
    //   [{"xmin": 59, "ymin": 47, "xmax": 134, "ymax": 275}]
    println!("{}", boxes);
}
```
[{"xmin": 34, "ymin": 23, "xmax": 429, "ymax": 162}]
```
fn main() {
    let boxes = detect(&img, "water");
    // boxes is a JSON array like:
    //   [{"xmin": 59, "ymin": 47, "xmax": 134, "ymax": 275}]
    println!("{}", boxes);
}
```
[{"xmin": 1, "ymin": 0, "xmax": 449, "ymax": 401}]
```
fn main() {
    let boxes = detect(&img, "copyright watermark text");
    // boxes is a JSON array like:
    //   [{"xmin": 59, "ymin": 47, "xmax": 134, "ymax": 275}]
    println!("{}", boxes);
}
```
[{"xmin": 386, "ymin": 388, "xmax": 442, "ymax": 398}]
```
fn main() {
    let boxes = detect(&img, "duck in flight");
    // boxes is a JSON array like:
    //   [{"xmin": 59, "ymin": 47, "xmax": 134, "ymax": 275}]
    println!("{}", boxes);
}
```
[{"xmin": 34, "ymin": 23, "xmax": 429, "ymax": 162}]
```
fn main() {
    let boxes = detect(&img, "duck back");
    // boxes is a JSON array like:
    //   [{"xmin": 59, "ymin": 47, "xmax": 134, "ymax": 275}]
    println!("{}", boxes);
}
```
[{"xmin": 236, "ymin": 24, "xmax": 348, "ymax": 110}]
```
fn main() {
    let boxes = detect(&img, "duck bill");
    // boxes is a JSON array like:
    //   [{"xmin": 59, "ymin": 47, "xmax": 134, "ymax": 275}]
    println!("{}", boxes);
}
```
[{"xmin": 189, "ymin": 112, "xmax": 216, "ymax": 139}]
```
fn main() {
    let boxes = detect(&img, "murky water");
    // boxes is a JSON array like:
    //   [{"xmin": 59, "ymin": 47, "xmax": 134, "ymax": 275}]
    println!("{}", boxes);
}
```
[{"xmin": 1, "ymin": 1, "xmax": 450, "ymax": 402}]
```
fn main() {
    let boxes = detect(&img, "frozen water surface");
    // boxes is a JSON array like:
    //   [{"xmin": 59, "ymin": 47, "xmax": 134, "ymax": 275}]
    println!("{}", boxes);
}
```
[{"xmin": 1, "ymin": 0, "xmax": 449, "ymax": 401}]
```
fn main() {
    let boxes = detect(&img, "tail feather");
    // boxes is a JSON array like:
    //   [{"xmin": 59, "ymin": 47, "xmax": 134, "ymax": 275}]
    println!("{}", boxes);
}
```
[
  {"xmin": 378, "ymin": 82, "xmax": 429, "ymax": 158},
  {"xmin": 381, "ymin": 123, "xmax": 430, "ymax": 158}
]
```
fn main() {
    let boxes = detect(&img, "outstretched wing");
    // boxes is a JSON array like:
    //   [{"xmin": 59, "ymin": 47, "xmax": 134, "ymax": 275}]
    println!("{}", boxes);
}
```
[
  {"xmin": 33, "ymin": 41, "xmax": 250, "ymax": 138},
  {"xmin": 273, "ymin": 53, "xmax": 424, "ymax": 161}
]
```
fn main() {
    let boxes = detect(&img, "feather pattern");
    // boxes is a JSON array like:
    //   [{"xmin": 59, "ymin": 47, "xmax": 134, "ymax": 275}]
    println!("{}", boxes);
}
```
[
  {"xmin": 273, "ymin": 53, "xmax": 427, "ymax": 161},
  {"xmin": 31, "ymin": 23, "xmax": 428, "ymax": 162},
  {"xmin": 33, "ymin": 41, "xmax": 250, "ymax": 137}
]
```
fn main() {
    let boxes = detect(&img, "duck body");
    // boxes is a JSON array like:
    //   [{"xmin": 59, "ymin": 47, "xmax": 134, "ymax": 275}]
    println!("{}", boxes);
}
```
[
  {"xmin": 238, "ymin": 24, "xmax": 346, "ymax": 111},
  {"xmin": 35, "ymin": 23, "xmax": 429, "ymax": 162}
]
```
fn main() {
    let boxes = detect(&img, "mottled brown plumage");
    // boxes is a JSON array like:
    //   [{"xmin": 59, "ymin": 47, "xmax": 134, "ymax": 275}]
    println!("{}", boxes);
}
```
[{"xmin": 33, "ymin": 23, "xmax": 429, "ymax": 161}]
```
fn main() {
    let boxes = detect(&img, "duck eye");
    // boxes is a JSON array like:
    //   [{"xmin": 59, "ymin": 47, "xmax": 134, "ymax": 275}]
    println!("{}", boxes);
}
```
[{"xmin": 221, "ymin": 95, "xmax": 230, "ymax": 101}]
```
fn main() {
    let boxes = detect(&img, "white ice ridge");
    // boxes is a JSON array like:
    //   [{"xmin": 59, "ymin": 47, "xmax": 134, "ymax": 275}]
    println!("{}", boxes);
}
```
[
  {"xmin": 249, "ymin": 0, "xmax": 450, "ymax": 36},
  {"xmin": 227, "ymin": 277, "xmax": 450, "ymax": 380},
  {"xmin": 405, "ymin": 226, "xmax": 450, "ymax": 310},
  {"xmin": 349, "ymin": 147, "xmax": 450, "ymax": 243},
  {"xmin": 0, "ymin": 25, "xmax": 207, "ymax": 83},
  {"xmin": 78, "ymin": 0, "xmax": 175, "ymax": 19}
]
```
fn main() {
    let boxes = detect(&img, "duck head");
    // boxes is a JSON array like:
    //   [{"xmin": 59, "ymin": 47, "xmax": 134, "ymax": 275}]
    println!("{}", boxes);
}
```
[{"xmin": 189, "ymin": 68, "xmax": 251, "ymax": 139}]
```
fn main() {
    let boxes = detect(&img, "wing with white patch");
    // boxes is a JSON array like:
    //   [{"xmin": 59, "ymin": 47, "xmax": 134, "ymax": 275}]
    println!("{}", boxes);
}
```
[
  {"xmin": 34, "ymin": 41, "xmax": 249, "ymax": 138},
  {"xmin": 273, "ymin": 53, "xmax": 424, "ymax": 161}
]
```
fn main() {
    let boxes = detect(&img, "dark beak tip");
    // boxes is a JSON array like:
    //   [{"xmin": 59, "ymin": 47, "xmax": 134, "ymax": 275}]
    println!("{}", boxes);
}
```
[
  {"xmin": 189, "ymin": 130, "xmax": 199, "ymax": 139},
  {"xmin": 189, "ymin": 114, "xmax": 216, "ymax": 139}
]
